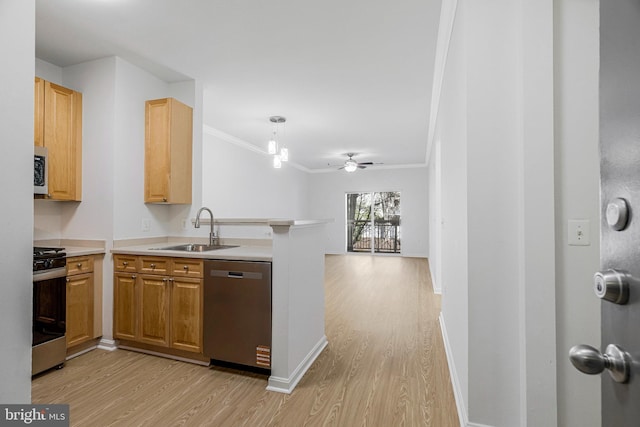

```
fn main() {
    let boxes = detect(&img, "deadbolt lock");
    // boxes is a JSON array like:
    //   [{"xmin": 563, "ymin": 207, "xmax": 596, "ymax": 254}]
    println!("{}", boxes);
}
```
[{"xmin": 594, "ymin": 269, "xmax": 630, "ymax": 305}]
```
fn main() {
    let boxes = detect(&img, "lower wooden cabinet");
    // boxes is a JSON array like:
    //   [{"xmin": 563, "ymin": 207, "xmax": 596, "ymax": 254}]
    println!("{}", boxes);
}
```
[
  {"xmin": 170, "ymin": 277, "xmax": 203, "ymax": 352},
  {"xmin": 66, "ymin": 255, "xmax": 96, "ymax": 349},
  {"xmin": 139, "ymin": 274, "xmax": 171, "ymax": 347},
  {"xmin": 113, "ymin": 255, "xmax": 203, "ymax": 355},
  {"xmin": 113, "ymin": 272, "xmax": 137, "ymax": 340}
]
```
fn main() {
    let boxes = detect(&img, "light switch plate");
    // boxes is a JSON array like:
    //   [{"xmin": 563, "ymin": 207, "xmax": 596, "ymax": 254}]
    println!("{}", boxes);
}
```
[
  {"xmin": 142, "ymin": 218, "xmax": 151, "ymax": 232},
  {"xmin": 568, "ymin": 219, "xmax": 590, "ymax": 246}
]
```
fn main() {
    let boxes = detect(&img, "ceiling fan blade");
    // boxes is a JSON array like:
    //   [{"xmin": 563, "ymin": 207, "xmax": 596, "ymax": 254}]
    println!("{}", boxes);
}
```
[
  {"xmin": 357, "ymin": 162, "xmax": 374, "ymax": 166},
  {"xmin": 358, "ymin": 165, "xmax": 367, "ymax": 169}
]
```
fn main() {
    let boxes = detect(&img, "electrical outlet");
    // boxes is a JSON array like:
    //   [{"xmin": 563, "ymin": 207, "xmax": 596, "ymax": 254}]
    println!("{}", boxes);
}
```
[
  {"xmin": 181, "ymin": 218, "xmax": 188, "ymax": 230},
  {"xmin": 142, "ymin": 218, "xmax": 151, "ymax": 232},
  {"xmin": 568, "ymin": 219, "xmax": 590, "ymax": 246}
]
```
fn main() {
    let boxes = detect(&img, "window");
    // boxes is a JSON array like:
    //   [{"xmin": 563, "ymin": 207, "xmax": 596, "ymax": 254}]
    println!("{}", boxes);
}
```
[{"xmin": 346, "ymin": 192, "xmax": 401, "ymax": 254}]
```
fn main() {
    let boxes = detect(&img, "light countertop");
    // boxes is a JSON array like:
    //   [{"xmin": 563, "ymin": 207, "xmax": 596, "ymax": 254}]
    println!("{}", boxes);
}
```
[
  {"xmin": 111, "ymin": 242, "xmax": 272, "ymax": 262},
  {"xmin": 35, "ymin": 239, "xmax": 106, "ymax": 258},
  {"xmin": 64, "ymin": 246, "xmax": 107, "ymax": 257}
]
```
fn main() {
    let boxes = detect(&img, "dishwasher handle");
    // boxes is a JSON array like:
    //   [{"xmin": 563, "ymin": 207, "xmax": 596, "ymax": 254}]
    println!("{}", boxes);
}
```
[{"xmin": 209, "ymin": 270, "xmax": 263, "ymax": 280}]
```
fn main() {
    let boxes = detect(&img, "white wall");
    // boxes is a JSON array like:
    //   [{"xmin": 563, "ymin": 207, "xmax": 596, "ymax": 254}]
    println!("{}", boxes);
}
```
[
  {"xmin": 58, "ymin": 57, "xmax": 117, "ymax": 242},
  {"xmin": 201, "ymin": 128, "xmax": 310, "ymax": 239},
  {"xmin": 308, "ymin": 167, "xmax": 429, "ymax": 257},
  {"xmin": 553, "ymin": 1, "xmax": 601, "ymax": 426},
  {"xmin": 0, "ymin": 0, "xmax": 35, "ymax": 403},
  {"xmin": 112, "ymin": 57, "xmax": 172, "ymax": 239},
  {"xmin": 436, "ymin": 0, "xmax": 469, "ymax": 413},
  {"xmin": 434, "ymin": 0, "xmax": 557, "ymax": 425},
  {"xmin": 169, "ymin": 80, "xmax": 204, "ymax": 236},
  {"xmin": 427, "ymin": 138, "xmax": 442, "ymax": 292}
]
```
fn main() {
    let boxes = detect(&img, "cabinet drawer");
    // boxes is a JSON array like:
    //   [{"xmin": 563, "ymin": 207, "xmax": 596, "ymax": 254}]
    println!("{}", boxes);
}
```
[
  {"xmin": 67, "ymin": 256, "xmax": 94, "ymax": 276},
  {"xmin": 171, "ymin": 258, "xmax": 203, "ymax": 278},
  {"xmin": 139, "ymin": 257, "xmax": 169, "ymax": 275},
  {"xmin": 113, "ymin": 255, "xmax": 137, "ymax": 273}
]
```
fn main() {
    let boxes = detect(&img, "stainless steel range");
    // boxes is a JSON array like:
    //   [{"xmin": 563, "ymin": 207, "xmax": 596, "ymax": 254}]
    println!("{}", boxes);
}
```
[{"xmin": 32, "ymin": 246, "xmax": 67, "ymax": 375}]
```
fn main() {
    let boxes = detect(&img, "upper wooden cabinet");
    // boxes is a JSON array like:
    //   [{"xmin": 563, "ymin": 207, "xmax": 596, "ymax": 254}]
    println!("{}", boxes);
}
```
[
  {"xmin": 34, "ymin": 77, "xmax": 83, "ymax": 201},
  {"xmin": 144, "ymin": 97, "xmax": 193, "ymax": 204}
]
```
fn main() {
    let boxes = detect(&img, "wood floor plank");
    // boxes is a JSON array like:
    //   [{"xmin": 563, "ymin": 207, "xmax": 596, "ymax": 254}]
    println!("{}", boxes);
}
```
[{"xmin": 32, "ymin": 255, "xmax": 459, "ymax": 426}]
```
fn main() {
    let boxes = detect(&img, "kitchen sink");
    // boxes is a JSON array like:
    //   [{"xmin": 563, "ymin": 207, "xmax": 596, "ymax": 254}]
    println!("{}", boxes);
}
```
[{"xmin": 150, "ymin": 243, "xmax": 238, "ymax": 252}]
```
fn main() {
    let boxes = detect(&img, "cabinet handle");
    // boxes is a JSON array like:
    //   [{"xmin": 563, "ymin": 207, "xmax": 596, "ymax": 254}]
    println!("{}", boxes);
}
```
[
  {"xmin": 183, "ymin": 265, "xmax": 189, "ymax": 270},
  {"xmin": 123, "ymin": 261, "xmax": 128, "ymax": 266},
  {"xmin": 66, "ymin": 278, "xmax": 70, "ymax": 282},
  {"xmin": 131, "ymin": 275, "xmax": 137, "ymax": 279},
  {"xmin": 169, "ymin": 278, "xmax": 174, "ymax": 282},
  {"xmin": 77, "ymin": 263, "xmax": 82, "ymax": 268},
  {"xmin": 162, "ymin": 278, "xmax": 168, "ymax": 282},
  {"xmin": 162, "ymin": 197, "xmax": 167, "ymax": 202},
  {"xmin": 150, "ymin": 263, "xmax": 156, "ymax": 269}
]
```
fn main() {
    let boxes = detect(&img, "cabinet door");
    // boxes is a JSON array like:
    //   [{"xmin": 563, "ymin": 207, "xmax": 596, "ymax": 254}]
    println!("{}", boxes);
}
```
[
  {"xmin": 170, "ymin": 277, "xmax": 203, "ymax": 353},
  {"xmin": 139, "ymin": 274, "xmax": 170, "ymax": 347},
  {"xmin": 144, "ymin": 98, "xmax": 192, "ymax": 204},
  {"xmin": 34, "ymin": 77, "xmax": 44, "ymax": 147},
  {"xmin": 44, "ymin": 81, "xmax": 82, "ymax": 201},
  {"xmin": 145, "ymin": 98, "xmax": 171, "ymax": 203},
  {"xmin": 66, "ymin": 273, "xmax": 94, "ymax": 348},
  {"xmin": 114, "ymin": 272, "xmax": 137, "ymax": 340}
]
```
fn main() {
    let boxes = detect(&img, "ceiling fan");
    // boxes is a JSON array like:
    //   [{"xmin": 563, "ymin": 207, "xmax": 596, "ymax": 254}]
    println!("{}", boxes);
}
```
[{"xmin": 337, "ymin": 153, "xmax": 380, "ymax": 172}]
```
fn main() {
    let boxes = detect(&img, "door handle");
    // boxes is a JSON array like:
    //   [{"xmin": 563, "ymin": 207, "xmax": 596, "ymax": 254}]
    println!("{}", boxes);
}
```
[{"xmin": 569, "ymin": 344, "xmax": 631, "ymax": 383}]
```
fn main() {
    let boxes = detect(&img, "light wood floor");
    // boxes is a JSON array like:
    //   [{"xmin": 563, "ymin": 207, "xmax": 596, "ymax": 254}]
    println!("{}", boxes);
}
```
[{"xmin": 32, "ymin": 255, "xmax": 459, "ymax": 427}]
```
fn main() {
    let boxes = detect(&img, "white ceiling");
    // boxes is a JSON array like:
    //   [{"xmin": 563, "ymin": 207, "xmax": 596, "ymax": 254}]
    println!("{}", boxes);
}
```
[{"xmin": 35, "ymin": 0, "xmax": 441, "ymax": 171}]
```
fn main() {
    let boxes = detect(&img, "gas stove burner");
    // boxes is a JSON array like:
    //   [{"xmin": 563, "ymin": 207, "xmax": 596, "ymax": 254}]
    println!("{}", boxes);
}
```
[
  {"xmin": 33, "ymin": 246, "xmax": 66, "ymax": 272},
  {"xmin": 34, "ymin": 246, "xmax": 65, "ymax": 256}
]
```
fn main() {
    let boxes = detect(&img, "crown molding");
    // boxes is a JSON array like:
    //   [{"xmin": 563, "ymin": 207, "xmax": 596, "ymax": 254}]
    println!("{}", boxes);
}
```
[
  {"xmin": 202, "ymin": 125, "xmax": 311, "ymax": 173},
  {"xmin": 203, "ymin": 125, "xmax": 426, "ymax": 174}
]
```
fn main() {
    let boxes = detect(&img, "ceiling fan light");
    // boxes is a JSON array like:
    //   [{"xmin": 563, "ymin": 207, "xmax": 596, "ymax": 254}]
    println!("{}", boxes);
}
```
[
  {"xmin": 273, "ymin": 154, "xmax": 282, "ymax": 169},
  {"xmin": 268, "ymin": 139, "xmax": 277, "ymax": 155},
  {"xmin": 280, "ymin": 147, "xmax": 289, "ymax": 162},
  {"xmin": 344, "ymin": 159, "xmax": 358, "ymax": 172}
]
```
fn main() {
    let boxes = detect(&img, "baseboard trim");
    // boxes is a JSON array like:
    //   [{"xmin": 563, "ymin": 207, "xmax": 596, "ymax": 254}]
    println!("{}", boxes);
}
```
[
  {"xmin": 117, "ymin": 344, "xmax": 210, "ymax": 366},
  {"xmin": 431, "ymin": 270, "xmax": 441, "ymax": 294},
  {"xmin": 67, "ymin": 338, "xmax": 100, "ymax": 360},
  {"xmin": 97, "ymin": 338, "xmax": 117, "ymax": 351},
  {"xmin": 440, "ymin": 312, "xmax": 468, "ymax": 427},
  {"xmin": 267, "ymin": 335, "xmax": 328, "ymax": 394},
  {"xmin": 439, "ymin": 313, "xmax": 497, "ymax": 427}
]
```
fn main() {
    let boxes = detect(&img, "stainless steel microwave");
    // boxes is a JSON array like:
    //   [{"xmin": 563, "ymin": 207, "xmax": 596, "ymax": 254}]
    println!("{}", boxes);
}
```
[{"xmin": 34, "ymin": 146, "xmax": 48, "ymax": 195}]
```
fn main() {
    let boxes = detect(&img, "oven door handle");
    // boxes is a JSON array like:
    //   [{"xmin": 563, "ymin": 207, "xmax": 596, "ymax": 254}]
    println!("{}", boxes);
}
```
[{"xmin": 33, "ymin": 267, "xmax": 66, "ymax": 282}]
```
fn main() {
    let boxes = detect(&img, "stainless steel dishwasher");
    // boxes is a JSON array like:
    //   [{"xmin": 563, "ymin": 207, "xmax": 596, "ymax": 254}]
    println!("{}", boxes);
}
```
[{"xmin": 203, "ymin": 260, "xmax": 272, "ymax": 370}]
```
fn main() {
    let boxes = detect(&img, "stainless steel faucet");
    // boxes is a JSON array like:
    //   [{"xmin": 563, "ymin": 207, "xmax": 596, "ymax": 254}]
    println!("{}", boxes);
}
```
[{"xmin": 195, "ymin": 207, "xmax": 217, "ymax": 246}]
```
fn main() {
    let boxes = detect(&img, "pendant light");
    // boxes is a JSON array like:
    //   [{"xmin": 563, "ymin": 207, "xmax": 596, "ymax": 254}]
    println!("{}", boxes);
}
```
[{"xmin": 267, "ymin": 116, "xmax": 288, "ymax": 168}]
